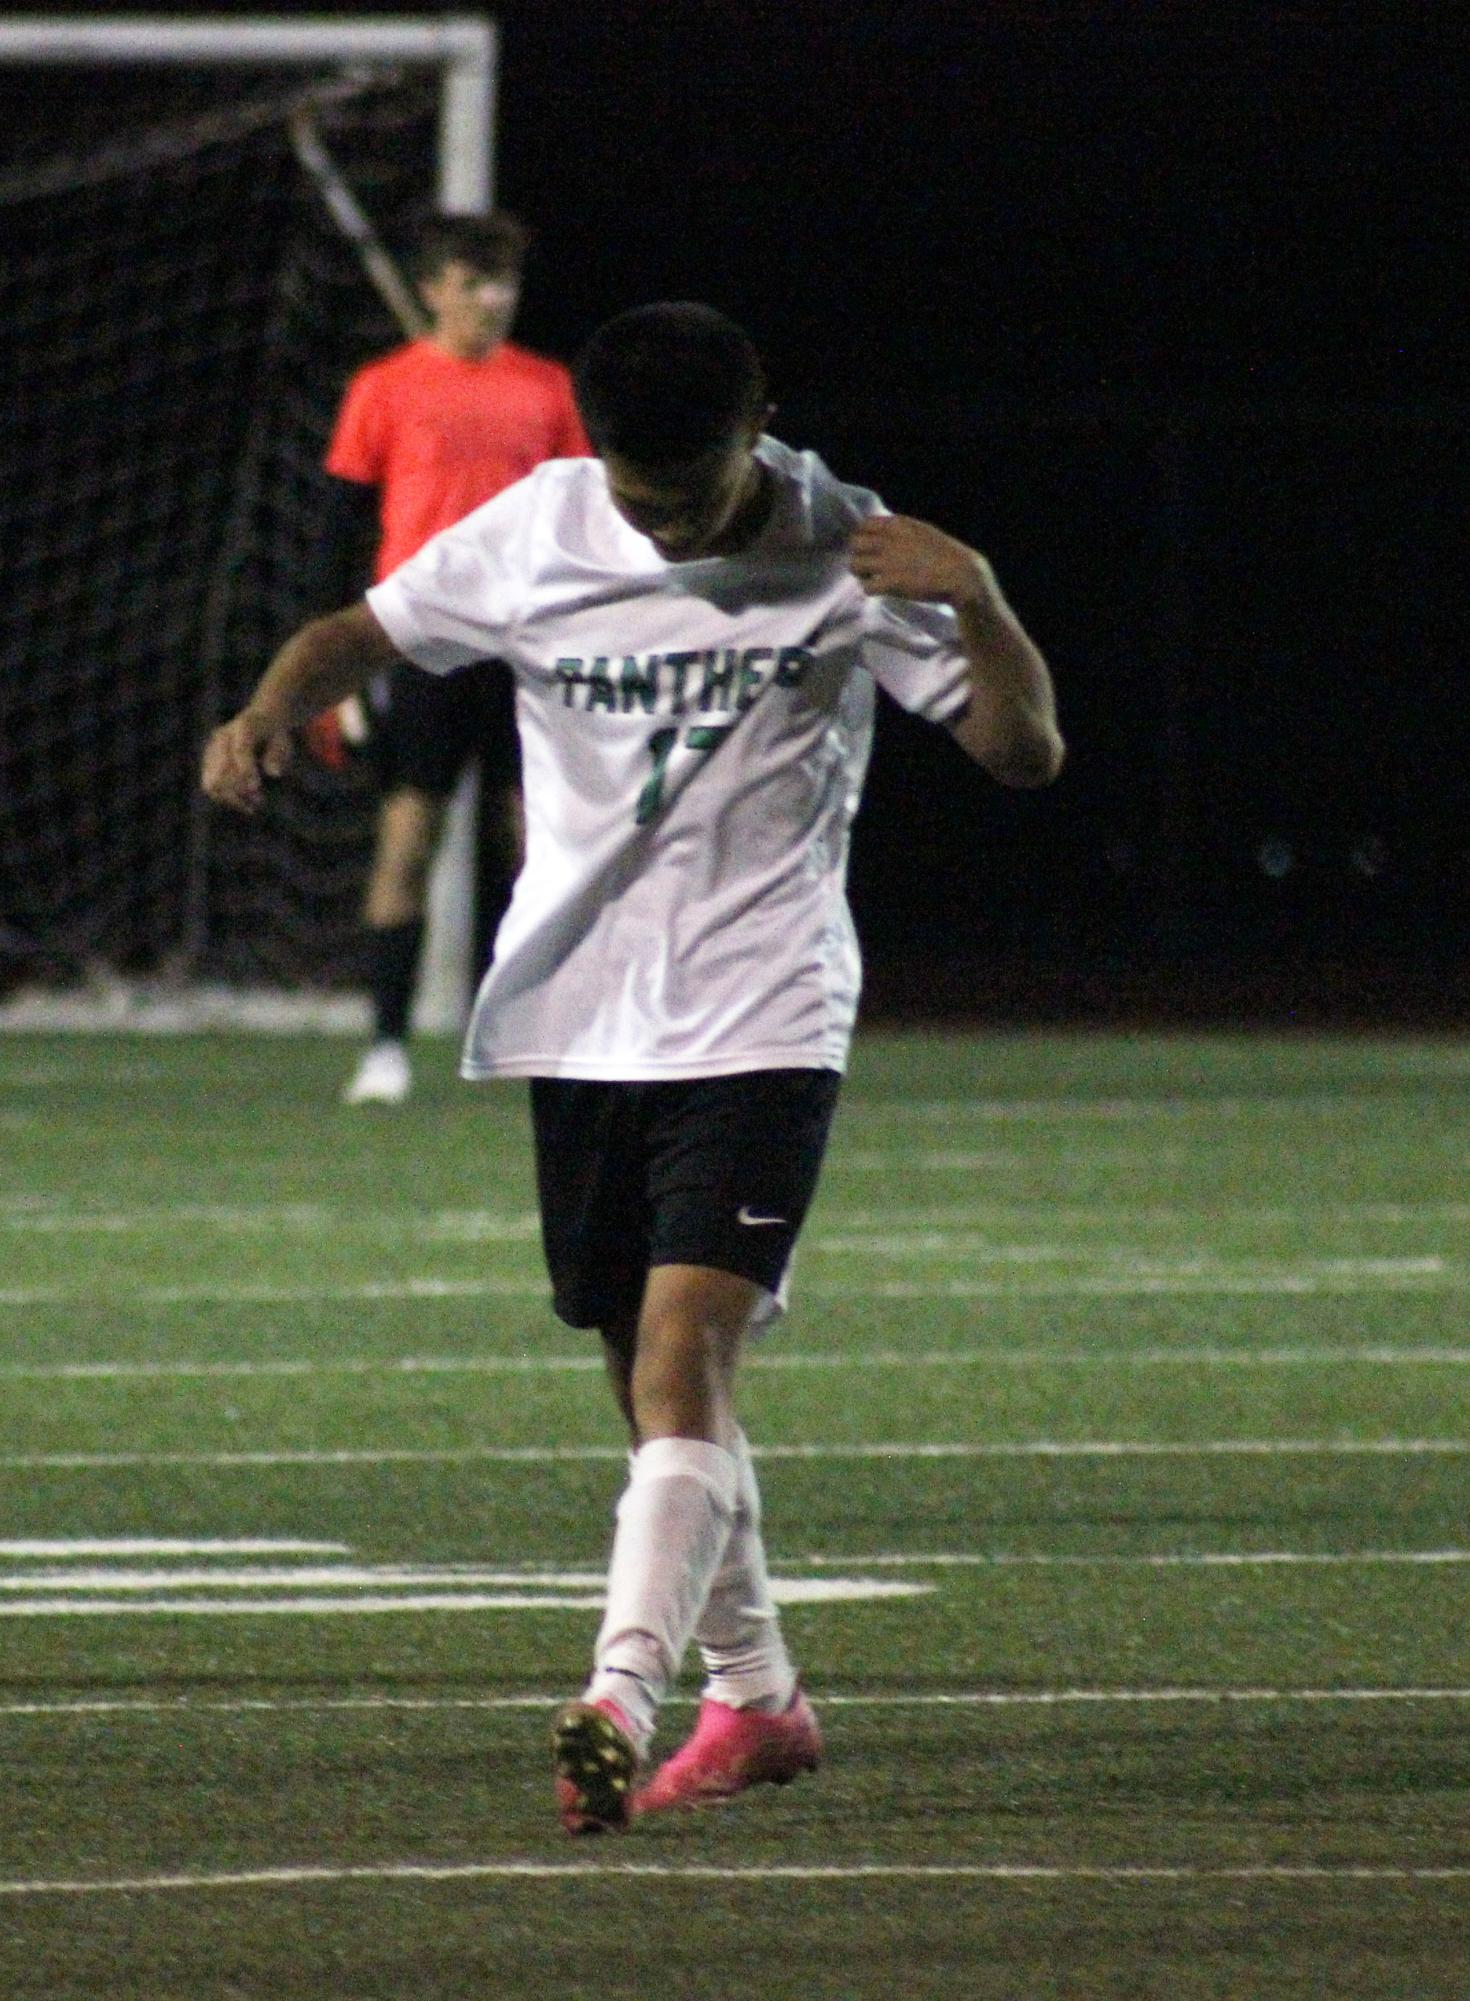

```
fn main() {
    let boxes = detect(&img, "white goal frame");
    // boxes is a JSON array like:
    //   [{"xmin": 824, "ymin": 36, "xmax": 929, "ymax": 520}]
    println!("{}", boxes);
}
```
[
  {"xmin": 0, "ymin": 15, "xmax": 498, "ymax": 210},
  {"xmin": 0, "ymin": 14, "xmax": 501, "ymax": 1032}
]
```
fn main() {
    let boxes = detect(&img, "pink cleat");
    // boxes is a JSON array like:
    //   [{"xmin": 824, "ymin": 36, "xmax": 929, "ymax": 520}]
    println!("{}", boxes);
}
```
[
  {"xmin": 636, "ymin": 1688, "xmax": 821, "ymax": 1814},
  {"xmin": 551, "ymin": 1697, "xmax": 641, "ymax": 1836}
]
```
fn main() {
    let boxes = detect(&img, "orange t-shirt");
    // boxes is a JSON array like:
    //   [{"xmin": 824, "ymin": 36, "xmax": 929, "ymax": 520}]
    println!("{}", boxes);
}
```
[{"xmin": 324, "ymin": 338, "xmax": 591, "ymax": 579}]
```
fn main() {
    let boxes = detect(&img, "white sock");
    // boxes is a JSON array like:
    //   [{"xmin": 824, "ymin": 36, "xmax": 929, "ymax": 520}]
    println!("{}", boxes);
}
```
[
  {"xmin": 693, "ymin": 1429, "xmax": 797, "ymax": 1713},
  {"xmin": 587, "ymin": 1436, "xmax": 738, "ymax": 1750}
]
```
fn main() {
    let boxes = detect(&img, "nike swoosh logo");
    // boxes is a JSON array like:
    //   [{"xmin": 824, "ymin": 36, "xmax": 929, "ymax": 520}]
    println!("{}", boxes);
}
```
[{"xmin": 738, "ymin": 1206, "xmax": 788, "ymax": 1227}]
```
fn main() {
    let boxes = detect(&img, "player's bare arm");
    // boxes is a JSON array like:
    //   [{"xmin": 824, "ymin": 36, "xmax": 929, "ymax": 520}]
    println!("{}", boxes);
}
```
[
  {"xmin": 848, "ymin": 514, "xmax": 1064, "ymax": 788},
  {"xmin": 201, "ymin": 602, "xmax": 405, "ymax": 814}
]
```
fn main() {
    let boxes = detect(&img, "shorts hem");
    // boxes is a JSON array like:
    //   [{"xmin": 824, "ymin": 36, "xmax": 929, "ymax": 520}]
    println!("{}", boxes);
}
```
[
  {"xmin": 462, "ymin": 1052, "xmax": 847, "ymax": 1082},
  {"xmin": 551, "ymin": 1271, "xmax": 784, "ymax": 1334}
]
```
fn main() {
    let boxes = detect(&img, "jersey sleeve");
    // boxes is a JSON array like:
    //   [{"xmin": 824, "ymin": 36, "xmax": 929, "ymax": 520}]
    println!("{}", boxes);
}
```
[
  {"xmin": 816, "ymin": 468, "xmax": 972, "ymax": 725},
  {"xmin": 323, "ymin": 366, "xmax": 389, "ymax": 485},
  {"xmin": 366, "ymin": 481, "xmax": 533, "ymax": 674},
  {"xmin": 859, "ymin": 592, "xmax": 972, "ymax": 724},
  {"xmin": 303, "ymin": 474, "xmax": 380, "ymax": 614}
]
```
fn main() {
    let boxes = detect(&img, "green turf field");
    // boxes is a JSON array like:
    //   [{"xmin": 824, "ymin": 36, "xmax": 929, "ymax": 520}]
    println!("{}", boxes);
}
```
[{"xmin": 1, "ymin": 1026, "xmax": 1468, "ymax": 1998}]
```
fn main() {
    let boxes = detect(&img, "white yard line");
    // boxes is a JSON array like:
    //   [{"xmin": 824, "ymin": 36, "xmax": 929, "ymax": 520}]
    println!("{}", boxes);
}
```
[
  {"xmin": 0, "ymin": 1355, "xmax": 603, "ymax": 1380},
  {"xmin": 1, "ymin": 1859, "xmax": 1466, "ymax": 1897},
  {"xmin": 820, "ymin": 1686, "xmax": 1470, "ymax": 1705},
  {"xmin": 8, "ymin": 1194, "xmax": 1470, "ymax": 1224},
  {"xmin": 0, "ymin": 1578, "xmax": 927, "ymax": 1618},
  {"xmin": 8, "ymin": 1343, "xmax": 1470, "ymax": 1382},
  {"xmin": 0, "ymin": 1539, "xmax": 349, "ymax": 1557},
  {"xmin": 756, "ymin": 1439, "xmax": 1470, "ymax": 1459},
  {"xmin": 2, "ymin": 1437, "xmax": 1467, "ymax": 1470},
  {"xmin": 0, "ymin": 1550, "xmax": 1463, "ymax": 1617},
  {"xmin": 814, "ymin": 1275, "xmax": 1460, "ymax": 1297},
  {"xmin": 0, "ymin": 1592, "xmax": 608, "ymax": 1617},
  {"xmin": 802, "ymin": 1549, "xmax": 1470, "ymax": 1567},
  {"xmin": 7, "ymin": 1686, "xmax": 1470, "ymax": 1720},
  {"xmin": 0, "ymin": 1445, "xmax": 632, "ymax": 1469},
  {"xmin": 0, "ymin": 1566, "xmax": 612, "ymax": 1592},
  {"xmin": 834, "ymin": 1151, "xmax": 1023, "ymax": 1171},
  {"xmin": 2, "ymin": 1269, "xmax": 1464, "ymax": 1307},
  {"xmin": 815, "ymin": 1237, "xmax": 1077, "ymax": 1259},
  {"xmin": 824, "ymin": 1200, "xmax": 1470, "ymax": 1224},
  {"xmin": 811, "ymin": 1244, "xmax": 1448, "ymax": 1275},
  {"xmin": 0, "ymin": 1208, "xmax": 542, "ymax": 1242},
  {"xmin": 0, "ymin": 1279, "xmax": 551, "ymax": 1307},
  {"xmin": 0, "ymin": 1205, "xmax": 335, "ymax": 1235},
  {"xmin": 848, "ymin": 1096, "xmax": 1428, "ymax": 1123},
  {"xmin": 7, "ymin": 1553, "xmax": 1462, "ymax": 1587}
]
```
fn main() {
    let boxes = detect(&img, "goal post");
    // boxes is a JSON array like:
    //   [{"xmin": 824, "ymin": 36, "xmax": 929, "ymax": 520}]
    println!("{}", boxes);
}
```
[
  {"xmin": 0, "ymin": 15, "xmax": 498, "ymax": 212},
  {"xmin": 0, "ymin": 15, "xmax": 500, "ymax": 1031}
]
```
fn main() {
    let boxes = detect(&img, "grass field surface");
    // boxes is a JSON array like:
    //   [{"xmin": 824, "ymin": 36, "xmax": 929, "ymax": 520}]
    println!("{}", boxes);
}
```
[{"xmin": 2, "ymin": 1026, "xmax": 1468, "ymax": 1997}]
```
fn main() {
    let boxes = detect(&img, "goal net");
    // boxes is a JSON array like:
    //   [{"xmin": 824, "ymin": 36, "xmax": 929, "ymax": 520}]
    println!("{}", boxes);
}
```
[{"xmin": 0, "ymin": 25, "xmax": 492, "ymax": 1022}]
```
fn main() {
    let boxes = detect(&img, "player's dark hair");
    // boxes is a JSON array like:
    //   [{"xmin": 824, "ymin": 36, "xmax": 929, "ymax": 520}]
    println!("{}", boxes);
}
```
[
  {"xmin": 410, "ymin": 212, "xmax": 530, "ymax": 281},
  {"xmin": 573, "ymin": 303, "xmax": 768, "ymax": 465}
]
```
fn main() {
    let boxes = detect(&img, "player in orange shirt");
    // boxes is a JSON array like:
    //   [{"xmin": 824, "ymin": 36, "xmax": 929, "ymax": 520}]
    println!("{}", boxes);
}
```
[{"xmin": 318, "ymin": 213, "xmax": 590, "ymax": 1104}]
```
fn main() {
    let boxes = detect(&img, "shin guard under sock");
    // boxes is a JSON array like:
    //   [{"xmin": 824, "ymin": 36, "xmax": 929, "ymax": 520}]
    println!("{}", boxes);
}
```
[{"xmin": 588, "ymin": 1437, "xmax": 739, "ymax": 1747}]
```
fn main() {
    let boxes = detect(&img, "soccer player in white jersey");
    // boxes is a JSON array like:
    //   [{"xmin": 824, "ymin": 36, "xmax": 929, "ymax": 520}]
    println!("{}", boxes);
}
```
[{"xmin": 201, "ymin": 302, "xmax": 1064, "ymax": 1835}]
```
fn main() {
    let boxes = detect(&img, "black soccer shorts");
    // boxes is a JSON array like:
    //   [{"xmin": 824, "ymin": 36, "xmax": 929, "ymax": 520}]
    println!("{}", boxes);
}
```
[
  {"xmin": 529, "ymin": 1068, "xmax": 843, "ymax": 1330},
  {"xmin": 366, "ymin": 659, "xmax": 521, "ymax": 797}
]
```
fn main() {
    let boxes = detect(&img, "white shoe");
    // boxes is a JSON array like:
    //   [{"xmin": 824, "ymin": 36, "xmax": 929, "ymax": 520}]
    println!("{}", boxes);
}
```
[{"xmin": 341, "ymin": 1041, "xmax": 411, "ymax": 1105}]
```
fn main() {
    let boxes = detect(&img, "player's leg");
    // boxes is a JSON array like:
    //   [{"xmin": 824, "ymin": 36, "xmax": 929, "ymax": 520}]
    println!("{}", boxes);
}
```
[
  {"xmin": 580, "ymin": 1263, "xmax": 823, "ymax": 1821},
  {"xmin": 629, "ymin": 1072, "xmax": 837, "ymax": 1812},
  {"xmin": 531, "ymin": 1080, "xmax": 658, "ymax": 1831},
  {"xmin": 342, "ymin": 665, "xmax": 473, "ymax": 1105},
  {"xmin": 597, "ymin": 1300, "xmax": 792, "ymax": 1725},
  {"xmin": 341, "ymin": 787, "xmax": 444, "ymax": 1103},
  {"xmin": 633, "ymin": 1455, "xmax": 820, "ymax": 1811},
  {"xmin": 584, "ymin": 1263, "xmax": 755, "ymax": 1689},
  {"xmin": 624, "ymin": 1295, "xmax": 819, "ymax": 1814},
  {"xmin": 363, "ymin": 788, "xmax": 445, "ymax": 930},
  {"xmin": 557, "ymin": 1264, "xmax": 760, "ymax": 1832},
  {"xmin": 566, "ymin": 1074, "xmax": 836, "ymax": 1822},
  {"xmin": 536, "ymin": 1073, "xmax": 837, "ymax": 1830},
  {"xmin": 596, "ymin": 1292, "xmax": 796, "ymax": 1706}
]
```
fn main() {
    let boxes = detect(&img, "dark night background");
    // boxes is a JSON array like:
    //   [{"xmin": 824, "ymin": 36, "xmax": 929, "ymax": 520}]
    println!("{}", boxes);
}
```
[{"xmin": 3, "ymin": 1, "xmax": 1466, "ymax": 1024}]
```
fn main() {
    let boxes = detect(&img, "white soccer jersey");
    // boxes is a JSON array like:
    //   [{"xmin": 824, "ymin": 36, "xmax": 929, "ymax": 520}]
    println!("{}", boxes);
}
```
[{"xmin": 367, "ymin": 435, "xmax": 971, "ymax": 1081}]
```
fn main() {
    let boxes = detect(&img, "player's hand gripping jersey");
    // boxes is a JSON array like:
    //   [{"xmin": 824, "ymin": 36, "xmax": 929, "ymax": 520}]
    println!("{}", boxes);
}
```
[{"xmin": 367, "ymin": 437, "xmax": 971, "ymax": 1080}]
